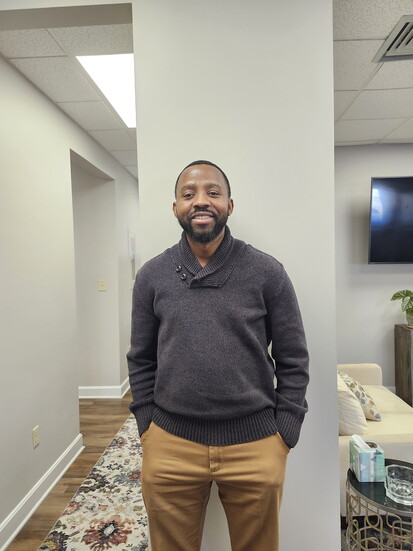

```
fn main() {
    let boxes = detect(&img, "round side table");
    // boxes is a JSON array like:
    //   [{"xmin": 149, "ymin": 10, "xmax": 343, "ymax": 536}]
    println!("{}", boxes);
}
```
[{"xmin": 346, "ymin": 458, "xmax": 413, "ymax": 550}]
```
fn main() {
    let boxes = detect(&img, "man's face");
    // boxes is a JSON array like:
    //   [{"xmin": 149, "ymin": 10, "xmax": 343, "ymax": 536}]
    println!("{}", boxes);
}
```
[{"xmin": 173, "ymin": 164, "xmax": 234, "ymax": 244}]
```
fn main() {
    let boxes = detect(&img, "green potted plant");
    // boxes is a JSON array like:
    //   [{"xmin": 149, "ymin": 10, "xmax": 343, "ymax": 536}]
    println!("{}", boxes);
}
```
[{"xmin": 391, "ymin": 290, "xmax": 413, "ymax": 328}]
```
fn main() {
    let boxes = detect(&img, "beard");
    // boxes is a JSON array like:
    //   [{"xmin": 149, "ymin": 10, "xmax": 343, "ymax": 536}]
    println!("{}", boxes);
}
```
[{"xmin": 177, "ymin": 209, "xmax": 229, "ymax": 244}]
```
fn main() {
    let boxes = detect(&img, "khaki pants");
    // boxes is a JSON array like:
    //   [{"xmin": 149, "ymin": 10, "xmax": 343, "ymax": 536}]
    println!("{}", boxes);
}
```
[{"xmin": 140, "ymin": 422, "xmax": 289, "ymax": 551}]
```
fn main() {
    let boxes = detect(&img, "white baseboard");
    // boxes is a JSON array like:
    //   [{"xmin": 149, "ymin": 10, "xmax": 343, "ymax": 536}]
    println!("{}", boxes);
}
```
[
  {"xmin": 78, "ymin": 377, "xmax": 130, "ymax": 399},
  {"xmin": 0, "ymin": 434, "xmax": 84, "ymax": 551},
  {"xmin": 121, "ymin": 377, "xmax": 130, "ymax": 397}
]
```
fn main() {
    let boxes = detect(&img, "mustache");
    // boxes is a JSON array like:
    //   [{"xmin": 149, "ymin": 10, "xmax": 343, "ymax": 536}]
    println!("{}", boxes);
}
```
[{"xmin": 191, "ymin": 207, "xmax": 216, "ymax": 218}]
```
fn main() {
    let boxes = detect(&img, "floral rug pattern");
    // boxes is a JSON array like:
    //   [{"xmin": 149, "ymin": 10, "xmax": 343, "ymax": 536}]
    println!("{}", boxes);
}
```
[{"xmin": 38, "ymin": 416, "xmax": 148, "ymax": 551}]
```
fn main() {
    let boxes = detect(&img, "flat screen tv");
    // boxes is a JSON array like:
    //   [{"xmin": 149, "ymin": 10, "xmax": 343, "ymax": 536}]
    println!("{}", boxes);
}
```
[{"xmin": 368, "ymin": 176, "xmax": 413, "ymax": 264}]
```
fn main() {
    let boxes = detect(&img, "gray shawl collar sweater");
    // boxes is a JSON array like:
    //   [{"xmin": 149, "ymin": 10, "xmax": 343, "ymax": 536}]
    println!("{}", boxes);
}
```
[{"xmin": 127, "ymin": 227, "xmax": 309, "ymax": 448}]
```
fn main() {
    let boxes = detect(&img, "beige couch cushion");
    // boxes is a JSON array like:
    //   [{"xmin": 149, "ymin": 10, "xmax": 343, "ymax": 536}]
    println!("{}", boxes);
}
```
[
  {"xmin": 364, "ymin": 385, "xmax": 413, "ymax": 414},
  {"xmin": 364, "ymin": 413, "xmax": 413, "ymax": 436}
]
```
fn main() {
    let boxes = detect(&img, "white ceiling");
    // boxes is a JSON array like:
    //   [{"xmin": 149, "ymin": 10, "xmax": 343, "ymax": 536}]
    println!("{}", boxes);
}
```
[
  {"xmin": 334, "ymin": 0, "xmax": 413, "ymax": 146},
  {"xmin": 0, "ymin": 4, "xmax": 138, "ymax": 178},
  {"xmin": 1, "ymin": 2, "xmax": 413, "ymax": 158}
]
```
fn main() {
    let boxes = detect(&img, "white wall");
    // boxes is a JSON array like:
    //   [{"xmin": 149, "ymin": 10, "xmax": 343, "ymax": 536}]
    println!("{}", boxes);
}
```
[
  {"xmin": 0, "ymin": 53, "xmax": 138, "ymax": 547},
  {"xmin": 71, "ymin": 163, "xmax": 120, "ymax": 388},
  {"xmin": 133, "ymin": 1, "xmax": 339, "ymax": 550},
  {"xmin": 335, "ymin": 144, "xmax": 413, "ymax": 387},
  {"xmin": 0, "ymin": 56, "xmax": 80, "ymax": 543},
  {"xmin": 71, "ymin": 155, "xmax": 139, "ymax": 397}
]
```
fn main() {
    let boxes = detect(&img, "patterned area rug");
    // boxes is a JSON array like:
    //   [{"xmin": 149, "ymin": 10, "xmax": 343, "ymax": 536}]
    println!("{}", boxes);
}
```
[{"xmin": 38, "ymin": 415, "xmax": 149, "ymax": 551}]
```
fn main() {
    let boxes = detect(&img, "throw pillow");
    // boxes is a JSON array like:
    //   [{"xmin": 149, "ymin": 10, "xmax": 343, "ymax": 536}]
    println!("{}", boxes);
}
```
[
  {"xmin": 337, "ymin": 373, "xmax": 368, "ymax": 436},
  {"xmin": 338, "ymin": 371, "xmax": 382, "ymax": 421}
]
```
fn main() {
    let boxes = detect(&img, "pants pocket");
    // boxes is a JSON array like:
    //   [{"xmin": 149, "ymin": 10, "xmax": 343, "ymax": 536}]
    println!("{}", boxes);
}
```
[{"xmin": 140, "ymin": 421, "xmax": 154, "ymax": 445}]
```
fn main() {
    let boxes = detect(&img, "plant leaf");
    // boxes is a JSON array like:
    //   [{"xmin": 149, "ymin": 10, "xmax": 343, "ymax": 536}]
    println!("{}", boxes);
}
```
[
  {"xmin": 401, "ymin": 296, "xmax": 413, "ymax": 311},
  {"xmin": 391, "ymin": 290, "xmax": 413, "ymax": 301}
]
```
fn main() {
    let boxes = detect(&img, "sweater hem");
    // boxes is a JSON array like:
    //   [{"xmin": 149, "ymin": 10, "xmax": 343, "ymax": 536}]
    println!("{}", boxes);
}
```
[{"xmin": 153, "ymin": 406, "xmax": 278, "ymax": 446}]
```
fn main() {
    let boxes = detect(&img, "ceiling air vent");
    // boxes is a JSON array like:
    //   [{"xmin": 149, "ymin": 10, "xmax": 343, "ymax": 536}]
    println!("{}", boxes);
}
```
[{"xmin": 374, "ymin": 15, "xmax": 413, "ymax": 62}]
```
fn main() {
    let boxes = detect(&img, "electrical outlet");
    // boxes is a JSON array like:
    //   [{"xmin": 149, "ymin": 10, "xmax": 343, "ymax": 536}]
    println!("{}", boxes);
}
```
[
  {"xmin": 98, "ymin": 279, "xmax": 107, "ymax": 292},
  {"xmin": 32, "ymin": 425, "xmax": 40, "ymax": 449}
]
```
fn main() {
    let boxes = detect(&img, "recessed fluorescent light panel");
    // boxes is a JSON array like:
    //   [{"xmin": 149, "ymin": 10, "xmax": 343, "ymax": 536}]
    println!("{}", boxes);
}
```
[{"xmin": 77, "ymin": 54, "xmax": 136, "ymax": 128}]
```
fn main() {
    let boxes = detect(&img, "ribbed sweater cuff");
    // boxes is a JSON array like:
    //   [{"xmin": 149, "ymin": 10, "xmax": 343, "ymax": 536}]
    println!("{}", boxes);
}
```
[
  {"xmin": 275, "ymin": 410, "xmax": 304, "ymax": 449},
  {"xmin": 133, "ymin": 403, "xmax": 155, "ymax": 437}
]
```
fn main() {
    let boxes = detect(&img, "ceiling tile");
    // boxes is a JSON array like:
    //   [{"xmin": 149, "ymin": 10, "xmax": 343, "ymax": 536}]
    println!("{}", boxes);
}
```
[
  {"xmin": 0, "ymin": 29, "xmax": 63, "ymax": 57},
  {"xmin": 334, "ymin": 90, "xmax": 358, "ymax": 120},
  {"xmin": 335, "ymin": 118, "xmax": 407, "ymax": 142},
  {"xmin": 367, "ymin": 59, "xmax": 413, "ymax": 89},
  {"xmin": 334, "ymin": 40, "xmax": 383, "ymax": 90},
  {"xmin": 110, "ymin": 150, "xmax": 137, "ymax": 165},
  {"xmin": 10, "ymin": 56, "xmax": 100, "ymax": 102},
  {"xmin": 342, "ymin": 88, "xmax": 413, "ymax": 119},
  {"xmin": 57, "ymin": 101, "xmax": 124, "ymax": 130},
  {"xmin": 333, "ymin": 0, "xmax": 413, "ymax": 40},
  {"xmin": 382, "ymin": 117, "xmax": 413, "ymax": 140},
  {"xmin": 49, "ymin": 24, "xmax": 133, "ymax": 56},
  {"xmin": 89, "ymin": 129, "xmax": 136, "ymax": 150}
]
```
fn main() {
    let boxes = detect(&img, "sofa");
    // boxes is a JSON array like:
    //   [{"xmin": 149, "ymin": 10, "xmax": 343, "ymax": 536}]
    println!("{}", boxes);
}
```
[{"xmin": 338, "ymin": 363, "xmax": 413, "ymax": 517}]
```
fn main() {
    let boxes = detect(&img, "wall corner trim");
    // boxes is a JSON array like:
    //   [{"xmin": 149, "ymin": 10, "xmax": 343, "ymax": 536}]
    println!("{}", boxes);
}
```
[
  {"xmin": 0, "ymin": 434, "xmax": 84, "ymax": 551},
  {"xmin": 78, "ymin": 378, "xmax": 130, "ymax": 399}
]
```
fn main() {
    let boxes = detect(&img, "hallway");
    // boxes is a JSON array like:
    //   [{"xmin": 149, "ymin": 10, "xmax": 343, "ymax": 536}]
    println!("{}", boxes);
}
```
[{"xmin": 7, "ymin": 393, "xmax": 132, "ymax": 551}]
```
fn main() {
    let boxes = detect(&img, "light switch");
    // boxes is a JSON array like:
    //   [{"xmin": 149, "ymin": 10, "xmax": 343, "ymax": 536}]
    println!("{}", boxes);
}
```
[{"xmin": 98, "ymin": 279, "xmax": 107, "ymax": 292}]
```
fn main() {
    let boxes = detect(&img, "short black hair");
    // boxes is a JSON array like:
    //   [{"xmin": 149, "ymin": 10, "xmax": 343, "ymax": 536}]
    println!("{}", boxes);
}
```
[{"xmin": 175, "ymin": 160, "xmax": 231, "ymax": 198}]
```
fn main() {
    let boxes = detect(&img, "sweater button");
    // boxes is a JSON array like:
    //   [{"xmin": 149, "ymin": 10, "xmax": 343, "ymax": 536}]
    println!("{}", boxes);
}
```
[
  {"xmin": 175, "ymin": 265, "xmax": 182, "ymax": 272},
  {"xmin": 180, "ymin": 273, "xmax": 187, "ymax": 280}
]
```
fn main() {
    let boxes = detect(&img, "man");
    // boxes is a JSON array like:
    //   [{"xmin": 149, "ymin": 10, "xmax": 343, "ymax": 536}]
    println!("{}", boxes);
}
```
[{"xmin": 127, "ymin": 160, "xmax": 309, "ymax": 551}]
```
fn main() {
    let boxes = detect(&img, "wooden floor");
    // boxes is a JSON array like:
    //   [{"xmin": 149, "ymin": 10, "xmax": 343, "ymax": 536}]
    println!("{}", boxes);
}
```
[{"xmin": 6, "ymin": 391, "xmax": 132, "ymax": 551}]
